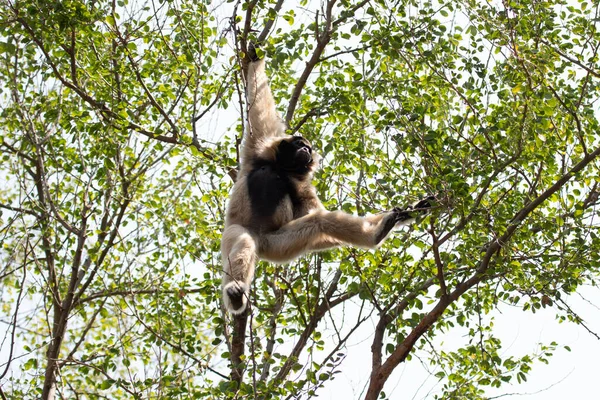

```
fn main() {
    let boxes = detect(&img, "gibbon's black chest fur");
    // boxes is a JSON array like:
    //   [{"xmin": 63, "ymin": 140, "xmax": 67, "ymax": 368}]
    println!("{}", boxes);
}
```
[
  {"xmin": 247, "ymin": 159, "xmax": 302, "ymax": 228},
  {"xmin": 246, "ymin": 136, "xmax": 313, "ymax": 231}
]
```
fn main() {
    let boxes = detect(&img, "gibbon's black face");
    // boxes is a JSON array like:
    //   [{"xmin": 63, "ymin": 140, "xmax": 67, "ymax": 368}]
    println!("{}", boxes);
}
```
[{"xmin": 276, "ymin": 136, "xmax": 313, "ymax": 174}]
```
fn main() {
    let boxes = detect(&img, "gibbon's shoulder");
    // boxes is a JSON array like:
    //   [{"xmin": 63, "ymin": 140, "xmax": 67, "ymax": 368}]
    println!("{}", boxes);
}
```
[{"xmin": 241, "ymin": 135, "xmax": 288, "ymax": 166}]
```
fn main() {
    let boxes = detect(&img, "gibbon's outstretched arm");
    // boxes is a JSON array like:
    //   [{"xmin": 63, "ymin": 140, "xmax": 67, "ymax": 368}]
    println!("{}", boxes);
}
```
[
  {"xmin": 243, "ymin": 58, "xmax": 286, "ymax": 160},
  {"xmin": 221, "ymin": 51, "xmax": 437, "ymax": 315}
]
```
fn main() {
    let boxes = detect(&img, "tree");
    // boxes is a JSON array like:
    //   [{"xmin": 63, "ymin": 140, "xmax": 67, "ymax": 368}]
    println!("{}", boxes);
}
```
[{"xmin": 0, "ymin": 0, "xmax": 598, "ymax": 399}]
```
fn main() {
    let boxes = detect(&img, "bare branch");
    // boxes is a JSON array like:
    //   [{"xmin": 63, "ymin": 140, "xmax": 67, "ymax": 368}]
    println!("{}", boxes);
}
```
[
  {"xmin": 230, "ymin": 309, "xmax": 250, "ymax": 384},
  {"xmin": 284, "ymin": 0, "xmax": 374, "ymax": 123},
  {"xmin": 258, "ymin": 0, "xmax": 285, "ymax": 42},
  {"xmin": 132, "ymin": 311, "xmax": 230, "ymax": 380},
  {"xmin": 0, "ymin": 203, "xmax": 40, "ymax": 218},
  {"xmin": 430, "ymin": 221, "xmax": 447, "ymax": 296},
  {"xmin": 113, "ymin": 26, "xmax": 180, "ymax": 139},
  {"xmin": 285, "ymin": 0, "xmax": 337, "ymax": 123},
  {"xmin": 74, "ymin": 287, "xmax": 205, "ymax": 308},
  {"xmin": 370, "ymin": 277, "xmax": 436, "ymax": 373},
  {"xmin": 41, "ymin": 196, "xmax": 89, "ymax": 400},
  {"xmin": 0, "ymin": 251, "xmax": 27, "ymax": 381},
  {"xmin": 541, "ymin": 39, "xmax": 600, "ymax": 79},
  {"xmin": 260, "ymin": 282, "xmax": 285, "ymax": 381},
  {"xmin": 272, "ymin": 268, "xmax": 356, "ymax": 383}
]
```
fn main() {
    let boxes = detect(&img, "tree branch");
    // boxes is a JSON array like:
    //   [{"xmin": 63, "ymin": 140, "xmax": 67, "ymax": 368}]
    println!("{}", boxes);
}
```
[
  {"xmin": 365, "ymin": 143, "xmax": 600, "ymax": 400},
  {"xmin": 541, "ymin": 39, "xmax": 600, "ymax": 79},
  {"xmin": 272, "ymin": 268, "xmax": 355, "ymax": 384},
  {"xmin": 257, "ymin": 0, "xmax": 285, "ymax": 42},
  {"xmin": 284, "ymin": 0, "xmax": 337, "ymax": 123},
  {"xmin": 430, "ymin": 222, "xmax": 447, "ymax": 296},
  {"xmin": 230, "ymin": 309, "xmax": 250, "ymax": 384},
  {"xmin": 370, "ymin": 277, "xmax": 436, "ymax": 373}
]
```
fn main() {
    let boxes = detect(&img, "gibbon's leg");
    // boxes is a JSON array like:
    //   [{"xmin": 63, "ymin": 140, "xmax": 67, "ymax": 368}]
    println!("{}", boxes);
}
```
[
  {"xmin": 257, "ymin": 211, "xmax": 400, "ymax": 262},
  {"xmin": 221, "ymin": 225, "xmax": 257, "ymax": 315},
  {"xmin": 307, "ymin": 236, "xmax": 344, "ymax": 252},
  {"xmin": 258, "ymin": 198, "xmax": 435, "ymax": 262}
]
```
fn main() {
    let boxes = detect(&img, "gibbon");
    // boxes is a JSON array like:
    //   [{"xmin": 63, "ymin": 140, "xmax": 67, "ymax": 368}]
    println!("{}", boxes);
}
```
[{"xmin": 221, "ymin": 50, "xmax": 434, "ymax": 315}]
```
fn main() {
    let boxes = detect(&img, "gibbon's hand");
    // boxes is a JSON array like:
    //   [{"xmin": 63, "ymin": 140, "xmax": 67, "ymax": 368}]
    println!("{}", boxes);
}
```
[
  {"xmin": 247, "ymin": 42, "xmax": 262, "ymax": 62},
  {"xmin": 414, "ymin": 194, "xmax": 437, "ymax": 211}
]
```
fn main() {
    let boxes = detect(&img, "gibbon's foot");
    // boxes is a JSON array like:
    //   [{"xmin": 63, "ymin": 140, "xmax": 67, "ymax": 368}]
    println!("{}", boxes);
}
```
[
  {"xmin": 375, "ymin": 195, "xmax": 439, "ymax": 245},
  {"xmin": 247, "ymin": 42, "xmax": 261, "ymax": 62},
  {"xmin": 391, "ymin": 194, "xmax": 437, "ymax": 226},
  {"xmin": 223, "ymin": 281, "xmax": 248, "ymax": 315},
  {"xmin": 413, "ymin": 195, "xmax": 436, "ymax": 211}
]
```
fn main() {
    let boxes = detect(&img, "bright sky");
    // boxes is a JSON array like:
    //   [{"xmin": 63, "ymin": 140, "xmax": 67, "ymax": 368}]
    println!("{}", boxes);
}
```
[{"xmin": 320, "ymin": 285, "xmax": 600, "ymax": 399}]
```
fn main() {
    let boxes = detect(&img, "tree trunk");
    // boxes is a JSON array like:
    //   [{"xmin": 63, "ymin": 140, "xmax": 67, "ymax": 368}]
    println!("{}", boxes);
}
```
[{"xmin": 230, "ymin": 308, "xmax": 249, "ymax": 384}]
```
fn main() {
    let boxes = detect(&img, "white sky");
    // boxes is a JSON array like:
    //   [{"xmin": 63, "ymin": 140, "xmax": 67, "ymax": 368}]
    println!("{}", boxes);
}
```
[{"xmin": 319, "ymin": 285, "xmax": 600, "ymax": 399}]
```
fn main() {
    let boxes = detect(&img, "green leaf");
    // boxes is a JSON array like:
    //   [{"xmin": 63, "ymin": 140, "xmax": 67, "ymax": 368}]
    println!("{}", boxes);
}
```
[
  {"xmin": 100, "ymin": 380, "xmax": 115, "ymax": 390},
  {"xmin": 0, "ymin": 42, "xmax": 16, "ymax": 55}
]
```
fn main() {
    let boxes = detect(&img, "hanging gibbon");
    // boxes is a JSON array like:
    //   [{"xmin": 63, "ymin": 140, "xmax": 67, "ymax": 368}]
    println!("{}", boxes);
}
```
[{"xmin": 221, "ymin": 49, "xmax": 435, "ymax": 315}]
